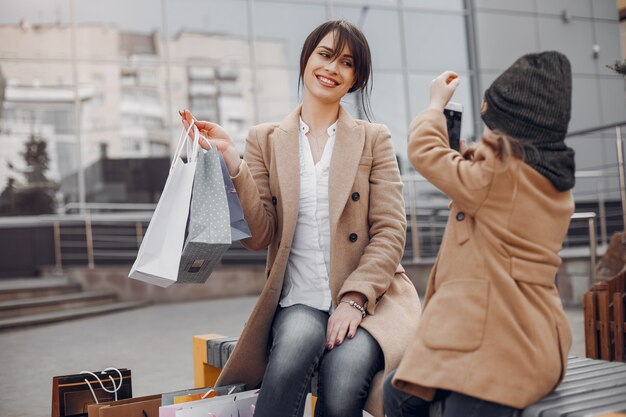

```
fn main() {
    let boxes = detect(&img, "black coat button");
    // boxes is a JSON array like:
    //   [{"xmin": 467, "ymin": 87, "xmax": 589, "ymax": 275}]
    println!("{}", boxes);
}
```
[
  {"xmin": 349, "ymin": 233, "xmax": 358, "ymax": 242},
  {"xmin": 456, "ymin": 212, "xmax": 465, "ymax": 221},
  {"xmin": 271, "ymin": 196, "xmax": 277, "ymax": 206},
  {"xmin": 351, "ymin": 192, "xmax": 360, "ymax": 201}
]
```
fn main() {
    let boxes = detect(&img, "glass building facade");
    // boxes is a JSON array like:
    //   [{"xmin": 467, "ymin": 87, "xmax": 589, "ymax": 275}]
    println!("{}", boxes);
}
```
[{"xmin": 0, "ymin": 0, "xmax": 624, "ymax": 209}]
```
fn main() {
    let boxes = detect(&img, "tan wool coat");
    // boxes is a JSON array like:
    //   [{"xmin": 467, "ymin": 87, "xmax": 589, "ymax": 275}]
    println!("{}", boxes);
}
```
[
  {"xmin": 393, "ymin": 109, "xmax": 574, "ymax": 409},
  {"xmin": 215, "ymin": 105, "xmax": 421, "ymax": 417}
]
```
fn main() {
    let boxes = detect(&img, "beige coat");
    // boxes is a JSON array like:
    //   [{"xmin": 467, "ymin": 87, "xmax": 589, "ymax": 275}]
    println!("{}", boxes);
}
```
[
  {"xmin": 393, "ymin": 109, "xmax": 573, "ymax": 409},
  {"xmin": 215, "ymin": 105, "xmax": 421, "ymax": 416}
]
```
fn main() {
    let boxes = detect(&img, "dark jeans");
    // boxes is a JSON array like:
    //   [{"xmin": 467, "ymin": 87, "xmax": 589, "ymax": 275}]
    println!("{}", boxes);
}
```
[
  {"xmin": 383, "ymin": 370, "xmax": 520, "ymax": 417},
  {"xmin": 253, "ymin": 304, "xmax": 384, "ymax": 417}
]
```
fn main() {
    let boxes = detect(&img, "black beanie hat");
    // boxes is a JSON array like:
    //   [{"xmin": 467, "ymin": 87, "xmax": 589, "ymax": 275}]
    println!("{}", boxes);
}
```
[
  {"xmin": 480, "ymin": 51, "xmax": 576, "ymax": 192},
  {"xmin": 481, "ymin": 51, "xmax": 572, "ymax": 141}
]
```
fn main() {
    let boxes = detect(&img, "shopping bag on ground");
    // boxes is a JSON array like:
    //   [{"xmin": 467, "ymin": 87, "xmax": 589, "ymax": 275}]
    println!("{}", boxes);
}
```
[
  {"xmin": 159, "ymin": 389, "xmax": 258, "ymax": 417},
  {"xmin": 177, "ymin": 147, "xmax": 232, "ymax": 284},
  {"xmin": 87, "ymin": 394, "xmax": 160, "ymax": 417},
  {"xmin": 161, "ymin": 383, "xmax": 245, "ymax": 405},
  {"xmin": 217, "ymin": 152, "xmax": 251, "ymax": 242},
  {"xmin": 128, "ymin": 124, "xmax": 201, "ymax": 287},
  {"xmin": 52, "ymin": 367, "xmax": 132, "ymax": 417}
]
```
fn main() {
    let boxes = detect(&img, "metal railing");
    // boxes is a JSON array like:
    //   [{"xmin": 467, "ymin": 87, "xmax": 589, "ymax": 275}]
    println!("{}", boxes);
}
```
[{"xmin": 0, "ymin": 123, "xmax": 623, "ymax": 276}]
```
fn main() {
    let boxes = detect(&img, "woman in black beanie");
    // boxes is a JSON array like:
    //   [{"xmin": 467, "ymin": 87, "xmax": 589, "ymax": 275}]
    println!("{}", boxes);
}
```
[{"xmin": 383, "ymin": 51, "xmax": 575, "ymax": 416}]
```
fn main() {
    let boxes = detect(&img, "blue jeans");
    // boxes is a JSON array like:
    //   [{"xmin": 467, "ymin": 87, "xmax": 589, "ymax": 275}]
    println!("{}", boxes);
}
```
[
  {"xmin": 383, "ymin": 370, "xmax": 520, "ymax": 417},
  {"xmin": 253, "ymin": 304, "xmax": 384, "ymax": 417}
]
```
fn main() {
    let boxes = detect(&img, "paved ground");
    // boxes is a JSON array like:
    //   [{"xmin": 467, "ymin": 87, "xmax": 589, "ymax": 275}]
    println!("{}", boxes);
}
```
[{"xmin": 0, "ymin": 296, "xmax": 585, "ymax": 417}]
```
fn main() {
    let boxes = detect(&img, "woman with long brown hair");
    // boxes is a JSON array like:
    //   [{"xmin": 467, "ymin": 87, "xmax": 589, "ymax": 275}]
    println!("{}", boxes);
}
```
[{"xmin": 181, "ymin": 19, "xmax": 419, "ymax": 417}]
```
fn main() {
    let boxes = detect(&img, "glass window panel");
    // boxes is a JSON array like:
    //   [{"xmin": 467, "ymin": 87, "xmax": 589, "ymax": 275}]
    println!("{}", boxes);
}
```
[
  {"xmin": 368, "ymin": 72, "xmax": 408, "ymax": 164},
  {"xmin": 253, "ymin": 2, "xmax": 326, "ymax": 67},
  {"xmin": 475, "ymin": 0, "xmax": 535, "ymax": 13},
  {"xmin": 331, "ymin": 6, "xmax": 402, "ymax": 70},
  {"xmin": 570, "ymin": 133, "xmax": 621, "ymax": 203},
  {"xmin": 167, "ymin": 0, "xmax": 249, "ymax": 39},
  {"xmin": 76, "ymin": 0, "xmax": 162, "ymax": 34},
  {"xmin": 403, "ymin": 0, "xmax": 463, "ymax": 12},
  {"xmin": 595, "ymin": 21, "xmax": 623, "ymax": 76},
  {"xmin": 475, "ymin": 12, "xmax": 538, "ymax": 70},
  {"xmin": 404, "ymin": 11, "xmax": 468, "ymax": 72},
  {"xmin": 536, "ymin": 0, "xmax": 592, "ymax": 19},
  {"xmin": 537, "ymin": 18, "xmax": 596, "ymax": 75},
  {"xmin": 571, "ymin": 77, "xmax": 602, "ymax": 132},
  {"xmin": 599, "ymin": 78, "xmax": 626, "ymax": 125},
  {"xmin": 333, "ymin": 0, "xmax": 398, "ymax": 7},
  {"xmin": 592, "ymin": 0, "xmax": 619, "ymax": 21},
  {"xmin": 0, "ymin": 1, "xmax": 70, "ymax": 25},
  {"xmin": 254, "ymin": 67, "xmax": 295, "ymax": 123}
]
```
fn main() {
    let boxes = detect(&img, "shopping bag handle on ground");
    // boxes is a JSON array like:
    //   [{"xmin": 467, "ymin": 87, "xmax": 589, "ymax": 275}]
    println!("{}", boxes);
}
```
[{"xmin": 79, "ymin": 368, "xmax": 124, "ymax": 403}]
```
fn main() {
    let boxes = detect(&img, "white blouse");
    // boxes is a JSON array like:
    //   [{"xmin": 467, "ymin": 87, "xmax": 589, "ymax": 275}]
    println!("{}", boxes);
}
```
[{"xmin": 279, "ymin": 118, "xmax": 337, "ymax": 311}]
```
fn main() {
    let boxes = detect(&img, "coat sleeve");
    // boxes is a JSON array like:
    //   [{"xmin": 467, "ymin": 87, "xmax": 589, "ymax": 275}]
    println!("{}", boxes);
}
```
[
  {"xmin": 230, "ymin": 126, "xmax": 277, "ymax": 250},
  {"xmin": 408, "ymin": 108, "xmax": 496, "ymax": 215},
  {"xmin": 337, "ymin": 125, "xmax": 407, "ymax": 315}
]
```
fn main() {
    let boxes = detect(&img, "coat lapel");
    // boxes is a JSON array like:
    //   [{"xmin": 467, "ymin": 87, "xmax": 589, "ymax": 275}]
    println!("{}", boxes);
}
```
[
  {"xmin": 274, "ymin": 105, "xmax": 302, "ymax": 246},
  {"xmin": 329, "ymin": 107, "xmax": 365, "ymax": 239}
]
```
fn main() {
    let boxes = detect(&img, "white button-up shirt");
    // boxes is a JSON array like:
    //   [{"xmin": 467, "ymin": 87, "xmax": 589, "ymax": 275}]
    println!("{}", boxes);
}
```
[{"xmin": 279, "ymin": 118, "xmax": 338, "ymax": 311}]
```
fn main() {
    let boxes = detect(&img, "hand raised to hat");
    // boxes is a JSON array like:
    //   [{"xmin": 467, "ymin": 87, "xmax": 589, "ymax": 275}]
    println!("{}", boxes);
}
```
[{"xmin": 428, "ymin": 71, "xmax": 460, "ymax": 112}]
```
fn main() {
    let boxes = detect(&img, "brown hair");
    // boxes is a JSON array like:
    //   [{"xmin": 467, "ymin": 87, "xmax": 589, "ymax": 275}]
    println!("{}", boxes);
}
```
[
  {"xmin": 298, "ymin": 20, "xmax": 373, "ymax": 119},
  {"xmin": 463, "ymin": 130, "xmax": 525, "ymax": 165}
]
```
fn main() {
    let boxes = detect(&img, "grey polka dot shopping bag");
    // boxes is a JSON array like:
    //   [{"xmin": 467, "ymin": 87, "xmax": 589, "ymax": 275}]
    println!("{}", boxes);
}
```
[{"xmin": 176, "ymin": 147, "xmax": 237, "ymax": 283}]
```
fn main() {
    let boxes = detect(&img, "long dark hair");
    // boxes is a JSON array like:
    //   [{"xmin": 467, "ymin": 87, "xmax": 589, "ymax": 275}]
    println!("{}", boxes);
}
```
[{"xmin": 298, "ymin": 20, "xmax": 373, "ymax": 120}]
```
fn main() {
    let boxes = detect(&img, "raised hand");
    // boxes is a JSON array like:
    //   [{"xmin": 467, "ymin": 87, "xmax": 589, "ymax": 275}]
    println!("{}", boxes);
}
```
[{"xmin": 428, "ymin": 71, "xmax": 460, "ymax": 112}]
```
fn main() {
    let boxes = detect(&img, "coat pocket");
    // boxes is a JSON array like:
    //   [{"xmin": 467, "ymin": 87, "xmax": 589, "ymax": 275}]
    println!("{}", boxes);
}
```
[
  {"xmin": 422, "ymin": 279, "xmax": 489, "ymax": 352},
  {"xmin": 511, "ymin": 256, "xmax": 559, "ymax": 287}
]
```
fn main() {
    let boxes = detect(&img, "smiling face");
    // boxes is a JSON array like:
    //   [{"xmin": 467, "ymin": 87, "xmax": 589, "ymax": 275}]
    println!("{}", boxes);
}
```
[{"xmin": 302, "ymin": 31, "xmax": 356, "ymax": 105}]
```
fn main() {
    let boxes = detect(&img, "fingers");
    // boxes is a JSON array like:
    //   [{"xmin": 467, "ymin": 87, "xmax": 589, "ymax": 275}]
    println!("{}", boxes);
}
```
[
  {"xmin": 326, "ymin": 306, "xmax": 362, "ymax": 350},
  {"xmin": 347, "ymin": 320, "xmax": 358, "ymax": 340},
  {"xmin": 434, "ymin": 71, "xmax": 458, "ymax": 83},
  {"xmin": 460, "ymin": 138, "xmax": 468, "ymax": 154}
]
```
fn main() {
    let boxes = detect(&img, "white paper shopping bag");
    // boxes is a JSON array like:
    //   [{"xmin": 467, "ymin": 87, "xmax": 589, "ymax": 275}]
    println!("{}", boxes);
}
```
[
  {"xmin": 159, "ymin": 389, "xmax": 258, "ymax": 417},
  {"xmin": 128, "ymin": 123, "xmax": 201, "ymax": 288}
]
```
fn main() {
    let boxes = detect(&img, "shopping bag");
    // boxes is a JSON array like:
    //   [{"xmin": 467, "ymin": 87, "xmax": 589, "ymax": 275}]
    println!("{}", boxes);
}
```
[
  {"xmin": 129, "ymin": 123, "xmax": 202, "ymax": 287},
  {"xmin": 217, "ymin": 152, "xmax": 251, "ymax": 242},
  {"xmin": 159, "ymin": 389, "xmax": 258, "ymax": 417},
  {"xmin": 161, "ymin": 383, "xmax": 245, "ymax": 405},
  {"xmin": 87, "ymin": 394, "xmax": 160, "ymax": 417},
  {"xmin": 176, "ymin": 147, "xmax": 232, "ymax": 284},
  {"xmin": 52, "ymin": 367, "xmax": 132, "ymax": 417}
]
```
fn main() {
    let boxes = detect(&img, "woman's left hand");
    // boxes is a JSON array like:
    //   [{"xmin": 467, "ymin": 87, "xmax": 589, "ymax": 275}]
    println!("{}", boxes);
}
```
[{"xmin": 326, "ymin": 299, "xmax": 364, "ymax": 350}]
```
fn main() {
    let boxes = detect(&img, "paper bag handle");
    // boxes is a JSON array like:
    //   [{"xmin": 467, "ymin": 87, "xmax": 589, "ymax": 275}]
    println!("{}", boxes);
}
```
[
  {"xmin": 79, "ymin": 367, "xmax": 124, "ymax": 403},
  {"xmin": 171, "ymin": 120, "xmax": 201, "ymax": 171}
]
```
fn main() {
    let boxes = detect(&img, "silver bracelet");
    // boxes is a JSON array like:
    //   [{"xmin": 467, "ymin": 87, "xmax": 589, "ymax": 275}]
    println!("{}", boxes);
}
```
[{"xmin": 341, "ymin": 299, "xmax": 367, "ymax": 318}]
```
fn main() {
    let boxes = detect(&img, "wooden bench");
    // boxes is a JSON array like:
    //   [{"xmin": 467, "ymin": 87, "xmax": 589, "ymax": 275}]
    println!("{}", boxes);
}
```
[
  {"xmin": 584, "ymin": 271, "xmax": 626, "ymax": 361},
  {"xmin": 193, "ymin": 334, "xmax": 626, "ymax": 416}
]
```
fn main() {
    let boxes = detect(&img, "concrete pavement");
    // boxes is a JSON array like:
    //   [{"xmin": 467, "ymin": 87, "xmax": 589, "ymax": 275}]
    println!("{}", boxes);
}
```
[{"xmin": 0, "ymin": 296, "xmax": 585, "ymax": 417}]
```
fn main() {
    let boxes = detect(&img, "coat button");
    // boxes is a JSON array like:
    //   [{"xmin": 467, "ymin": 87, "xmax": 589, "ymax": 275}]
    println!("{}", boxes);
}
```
[
  {"xmin": 349, "ymin": 233, "xmax": 358, "ymax": 242},
  {"xmin": 456, "ymin": 212, "xmax": 465, "ymax": 221},
  {"xmin": 271, "ymin": 196, "xmax": 277, "ymax": 206},
  {"xmin": 351, "ymin": 192, "xmax": 360, "ymax": 201}
]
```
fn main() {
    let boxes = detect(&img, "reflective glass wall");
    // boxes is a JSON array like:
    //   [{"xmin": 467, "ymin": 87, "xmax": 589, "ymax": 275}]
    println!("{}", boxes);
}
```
[{"xmin": 0, "ymin": 0, "xmax": 624, "ymax": 213}]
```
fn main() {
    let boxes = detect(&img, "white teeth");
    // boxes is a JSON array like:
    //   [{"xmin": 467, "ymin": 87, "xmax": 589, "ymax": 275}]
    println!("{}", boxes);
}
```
[{"xmin": 318, "ymin": 76, "xmax": 337, "ymax": 86}]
